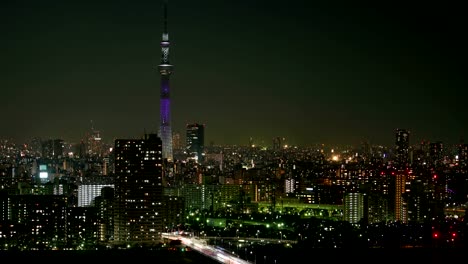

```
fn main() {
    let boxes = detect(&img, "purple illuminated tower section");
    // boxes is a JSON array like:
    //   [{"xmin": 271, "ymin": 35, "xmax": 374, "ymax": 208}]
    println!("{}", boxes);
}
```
[{"xmin": 158, "ymin": 0, "xmax": 173, "ymax": 161}]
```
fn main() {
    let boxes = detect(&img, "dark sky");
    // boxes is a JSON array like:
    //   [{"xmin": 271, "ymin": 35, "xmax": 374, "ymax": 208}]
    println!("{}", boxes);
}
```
[{"xmin": 1, "ymin": 0, "xmax": 466, "ymax": 147}]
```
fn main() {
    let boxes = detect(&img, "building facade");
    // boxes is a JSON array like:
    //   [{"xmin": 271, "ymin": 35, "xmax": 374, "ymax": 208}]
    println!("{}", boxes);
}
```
[
  {"xmin": 186, "ymin": 123, "xmax": 205, "ymax": 163},
  {"xmin": 113, "ymin": 134, "xmax": 163, "ymax": 244},
  {"xmin": 395, "ymin": 128, "xmax": 410, "ymax": 169},
  {"xmin": 343, "ymin": 192, "xmax": 365, "ymax": 224}
]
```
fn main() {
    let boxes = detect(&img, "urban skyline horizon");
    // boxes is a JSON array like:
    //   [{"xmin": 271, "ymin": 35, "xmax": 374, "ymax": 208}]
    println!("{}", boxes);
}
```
[
  {"xmin": 1, "ymin": 124, "xmax": 467, "ymax": 151},
  {"xmin": 1, "ymin": 0, "xmax": 466, "ymax": 149}
]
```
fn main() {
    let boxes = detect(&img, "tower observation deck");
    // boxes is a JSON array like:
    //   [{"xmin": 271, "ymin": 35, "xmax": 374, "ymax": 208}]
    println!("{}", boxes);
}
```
[{"xmin": 158, "ymin": 0, "xmax": 173, "ymax": 161}]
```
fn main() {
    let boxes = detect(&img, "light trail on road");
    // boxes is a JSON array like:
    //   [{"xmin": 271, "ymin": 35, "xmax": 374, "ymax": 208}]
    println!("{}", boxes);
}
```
[{"xmin": 162, "ymin": 232, "xmax": 252, "ymax": 264}]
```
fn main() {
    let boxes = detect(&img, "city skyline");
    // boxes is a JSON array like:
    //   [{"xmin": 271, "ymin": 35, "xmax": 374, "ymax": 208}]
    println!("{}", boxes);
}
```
[{"xmin": 1, "ymin": 0, "xmax": 466, "ymax": 147}]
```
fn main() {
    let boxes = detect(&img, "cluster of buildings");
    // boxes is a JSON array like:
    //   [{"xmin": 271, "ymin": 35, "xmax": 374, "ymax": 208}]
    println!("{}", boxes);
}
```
[
  {"xmin": 1, "ymin": 1, "xmax": 467, "ymax": 251},
  {"xmin": 0, "ymin": 117, "xmax": 208, "ymax": 249},
  {"xmin": 0, "ymin": 126, "xmax": 467, "ymax": 249}
]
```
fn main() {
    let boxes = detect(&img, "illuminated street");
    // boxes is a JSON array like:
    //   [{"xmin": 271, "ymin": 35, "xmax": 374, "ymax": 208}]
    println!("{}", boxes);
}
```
[{"xmin": 162, "ymin": 232, "xmax": 252, "ymax": 264}]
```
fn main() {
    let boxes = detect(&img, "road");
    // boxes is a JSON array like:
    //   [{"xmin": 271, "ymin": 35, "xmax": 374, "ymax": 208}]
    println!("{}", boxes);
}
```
[{"xmin": 162, "ymin": 232, "xmax": 252, "ymax": 264}]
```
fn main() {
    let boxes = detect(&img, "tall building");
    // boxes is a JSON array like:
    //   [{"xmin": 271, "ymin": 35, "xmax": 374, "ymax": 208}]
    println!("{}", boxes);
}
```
[
  {"xmin": 394, "ymin": 172, "xmax": 408, "ymax": 223},
  {"xmin": 458, "ymin": 143, "xmax": 468, "ymax": 170},
  {"xmin": 41, "ymin": 139, "xmax": 64, "ymax": 159},
  {"xmin": 186, "ymin": 123, "xmax": 205, "ymax": 163},
  {"xmin": 158, "ymin": 0, "xmax": 174, "ymax": 162},
  {"xmin": 85, "ymin": 121, "xmax": 103, "ymax": 158},
  {"xmin": 113, "ymin": 134, "xmax": 163, "ymax": 244},
  {"xmin": 429, "ymin": 141, "xmax": 444, "ymax": 168},
  {"xmin": 395, "ymin": 128, "xmax": 410, "ymax": 169},
  {"xmin": 343, "ymin": 192, "xmax": 365, "ymax": 224}
]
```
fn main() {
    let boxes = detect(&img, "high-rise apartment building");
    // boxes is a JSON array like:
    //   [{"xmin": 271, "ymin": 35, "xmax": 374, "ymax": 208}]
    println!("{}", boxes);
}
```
[
  {"xmin": 7, "ymin": 194, "xmax": 68, "ymax": 248},
  {"xmin": 394, "ymin": 172, "xmax": 408, "ymax": 223},
  {"xmin": 394, "ymin": 128, "xmax": 410, "ymax": 223},
  {"xmin": 186, "ymin": 123, "xmax": 205, "ymax": 163},
  {"xmin": 343, "ymin": 192, "xmax": 365, "ymax": 224},
  {"xmin": 113, "ymin": 134, "xmax": 163, "ymax": 244},
  {"xmin": 395, "ymin": 128, "xmax": 410, "ymax": 169}
]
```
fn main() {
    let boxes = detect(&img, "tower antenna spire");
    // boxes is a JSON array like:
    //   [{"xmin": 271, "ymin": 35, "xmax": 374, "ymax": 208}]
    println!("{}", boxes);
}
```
[{"xmin": 164, "ymin": 0, "xmax": 168, "ymax": 34}]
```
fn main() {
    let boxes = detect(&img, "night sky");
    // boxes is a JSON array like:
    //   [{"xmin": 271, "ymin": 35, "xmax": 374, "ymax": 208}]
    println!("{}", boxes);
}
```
[{"xmin": 1, "ymin": 0, "xmax": 466, "ymax": 147}]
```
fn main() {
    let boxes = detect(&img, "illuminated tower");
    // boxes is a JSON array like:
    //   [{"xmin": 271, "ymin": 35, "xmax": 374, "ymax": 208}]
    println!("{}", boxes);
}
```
[{"xmin": 158, "ymin": 0, "xmax": 174, "ymax": 161}]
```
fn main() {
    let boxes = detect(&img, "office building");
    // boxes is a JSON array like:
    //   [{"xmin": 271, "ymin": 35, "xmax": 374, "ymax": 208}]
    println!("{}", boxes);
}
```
[{"xmin": 186, "ymin": 123, "xmax": 205, "ymax": 163}]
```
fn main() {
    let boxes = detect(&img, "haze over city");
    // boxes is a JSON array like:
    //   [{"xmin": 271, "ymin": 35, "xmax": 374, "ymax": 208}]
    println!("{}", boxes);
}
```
[
  {"xmin": 1, "ymin": 0, "xmax": 466, "ymax": 147},
  {"xmin": 1, "ymin": 1, "xmax": 468, "ymax": 261}
]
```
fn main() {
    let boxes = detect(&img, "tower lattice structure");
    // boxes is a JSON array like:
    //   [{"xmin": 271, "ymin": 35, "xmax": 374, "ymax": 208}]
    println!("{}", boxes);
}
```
[{"xmin": 158, "ymin": 0, "xmax": 173, "ymax": 161}]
